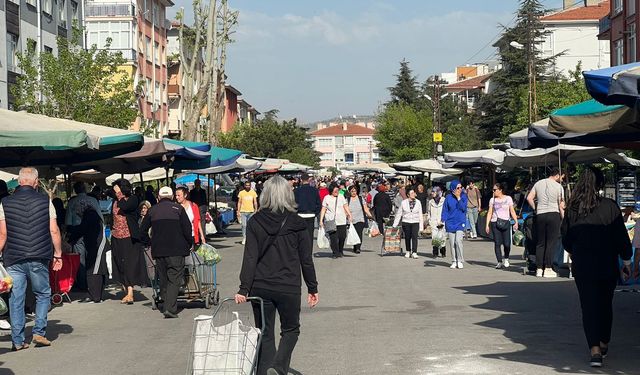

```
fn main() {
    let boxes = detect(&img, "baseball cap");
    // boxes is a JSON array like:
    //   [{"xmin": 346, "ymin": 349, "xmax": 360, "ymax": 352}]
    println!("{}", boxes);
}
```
[{"xmin": 158, "ymin": 186, "xmax": 173, "ymax": 198}]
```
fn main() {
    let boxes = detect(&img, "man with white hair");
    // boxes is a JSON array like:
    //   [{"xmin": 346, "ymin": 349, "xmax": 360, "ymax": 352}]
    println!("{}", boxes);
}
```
[{"xmin": 0, "ymin": 167, "xmax": 63, "ymax": 350}]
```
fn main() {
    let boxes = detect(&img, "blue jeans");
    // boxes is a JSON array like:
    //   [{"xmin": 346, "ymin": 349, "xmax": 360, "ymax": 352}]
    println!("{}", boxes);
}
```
[
  {"xmin": 241, "ymin": 212, "xmax": 254, "ymax": 240},
  {"xmin": 466, "ymin": 207, "xmax": 479, "ymax": 237},
  {"xmin": 7, "ymin": 260, "xmax": 51, "ymax": 346}
]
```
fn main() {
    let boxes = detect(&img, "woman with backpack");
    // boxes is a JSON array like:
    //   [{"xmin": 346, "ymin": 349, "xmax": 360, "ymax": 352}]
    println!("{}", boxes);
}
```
[{"xmin": 485, "ymin": 183, "xmax": 519, "ymax": 269}]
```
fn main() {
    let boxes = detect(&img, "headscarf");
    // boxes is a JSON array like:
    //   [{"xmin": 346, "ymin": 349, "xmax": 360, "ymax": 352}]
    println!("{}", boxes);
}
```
[
  {"xmin": 399, "ymin": 187, "xmax": 407, "ymax": 200},
  {"xmin": 449, "ymin": 179, "xmax": 461, "ymax": 192},
  {"xmin": 432, "ymin": 186, "xmax": 442, "ymax": 204}
]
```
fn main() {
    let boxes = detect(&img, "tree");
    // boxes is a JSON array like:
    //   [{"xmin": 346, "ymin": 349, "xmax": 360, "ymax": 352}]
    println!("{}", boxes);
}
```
[
  {"xmin": 475, "ymin": 0, "xmax": 556, "ymax": 141},
  {"xmin": 374, "ymin": 103, "xmax": 433, "ymax": 163},
  {"xmin": 13, "ymin": 30, "xmax": 137, "ymax": 129},
  {"xmin": 217, "ymin": 111, "xmax": 320, "ymax": 168},
  {"xmin": 178, "ymin": 0, "xmax": 238, "ymax": 143},
  {"xmin": 387, "ymin": 59, "xmax": 421, "ymax": 107}
]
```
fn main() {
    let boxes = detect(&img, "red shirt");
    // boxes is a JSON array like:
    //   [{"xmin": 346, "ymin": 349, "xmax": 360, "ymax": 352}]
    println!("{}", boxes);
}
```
[{"xmin": 319, "ymin": 188, "xmax": 329, "ymax": 204}]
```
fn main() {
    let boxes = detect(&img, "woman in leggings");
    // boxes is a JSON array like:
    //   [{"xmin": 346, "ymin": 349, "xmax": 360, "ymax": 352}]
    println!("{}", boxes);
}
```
[{"xmin": 485, "ymin": 183, "xmax": 518, "ymax": 269}]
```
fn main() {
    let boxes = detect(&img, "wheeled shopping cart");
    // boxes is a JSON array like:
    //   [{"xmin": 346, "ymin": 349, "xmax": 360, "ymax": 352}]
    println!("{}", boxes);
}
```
[{"xmin": 187, "ymin": 297, "xmax": 264, "ymax": 375}]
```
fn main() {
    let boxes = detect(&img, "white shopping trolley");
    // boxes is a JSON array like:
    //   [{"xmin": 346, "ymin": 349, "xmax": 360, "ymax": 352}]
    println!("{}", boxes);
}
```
[{"xmin": 188, "ymin": 297, "xmax": 264, "ymax": 375}]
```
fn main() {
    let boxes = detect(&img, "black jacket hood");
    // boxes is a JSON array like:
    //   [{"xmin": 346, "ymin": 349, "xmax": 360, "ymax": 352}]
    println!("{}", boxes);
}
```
[{"xmin": 251, "ymin": 209, "xmax": 307, "ymax": 236}]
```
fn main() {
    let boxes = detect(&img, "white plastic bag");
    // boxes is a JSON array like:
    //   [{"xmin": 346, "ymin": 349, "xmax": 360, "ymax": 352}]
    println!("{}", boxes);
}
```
[
  {"xmin": 316, "ymin": 227, "xmax": 330, "ymax": 249},
  {"xmin": 205, "ymin": 221, "xmax": 217, "ymax": 235},
  {"xmin": 369, "ymin": 221, "xmax": 380, "ymax": 237},
  {"xmin": 345, "ymin": 224, "xmax": 361, "ymax": 246}
]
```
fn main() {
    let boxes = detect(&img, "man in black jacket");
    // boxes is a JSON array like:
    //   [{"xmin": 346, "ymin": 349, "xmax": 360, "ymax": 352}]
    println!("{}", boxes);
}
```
[
  {"xmin": 140, "ymin": 186, "xmax": 193, "ymax": 318},
  {"xmin": 293, "ymin": 173, "xmax": 321, "ymax": 245}
]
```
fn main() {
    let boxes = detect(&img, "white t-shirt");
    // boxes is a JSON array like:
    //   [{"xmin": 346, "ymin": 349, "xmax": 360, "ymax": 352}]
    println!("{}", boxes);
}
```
[
  {"xmin": 323, "ymin": 194, "xmax": 348, "ymax": 226},
  {"xmin": 0, "ymin": 201, "xmax": 57, "ymax": 221},
  {"xmin": 184, "ymin": 203, "xmax": 195, "ymax": 236}
]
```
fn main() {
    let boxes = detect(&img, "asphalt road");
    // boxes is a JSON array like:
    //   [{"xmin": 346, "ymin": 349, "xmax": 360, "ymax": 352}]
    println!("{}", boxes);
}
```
[{"xmin": 2, "ymin": 224, "xmax": 640, "ymax": 375}]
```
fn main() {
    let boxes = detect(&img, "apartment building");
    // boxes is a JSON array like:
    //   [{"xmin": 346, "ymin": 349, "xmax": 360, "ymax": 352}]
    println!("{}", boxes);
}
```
[
  {"xmin": 84, "ymin": 0, "xmax": 172, "ymax": 135},
  {"xmin": 1, "ymin": 0, "xmax": 81, "ymax": 109},
  {"xmin": 599, "ymin": 0, "xmax": 640, "ymax": 65},
  {"xmin": 310, "ymin": 123, "xmax": 379, "ymax": 169}
]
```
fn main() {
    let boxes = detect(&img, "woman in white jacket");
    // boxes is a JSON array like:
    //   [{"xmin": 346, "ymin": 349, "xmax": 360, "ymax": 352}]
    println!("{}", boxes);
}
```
[
  {"xmin": 428, "ymin": 187, "xmax": 446, "ymax": 258},
  {"xmin": 393, "ymin": 188, "xmax": 424, "ymax": 259}
]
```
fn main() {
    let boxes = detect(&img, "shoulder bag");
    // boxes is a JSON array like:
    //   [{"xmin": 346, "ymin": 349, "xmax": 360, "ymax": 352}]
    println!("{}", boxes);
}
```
[
  {"xmin": 324, "ymin": 196, "xmax": 339, "ymax": 234},
  {"xmin": 494, "ymin": 198, "xmax": 511, "ymax": 231}
]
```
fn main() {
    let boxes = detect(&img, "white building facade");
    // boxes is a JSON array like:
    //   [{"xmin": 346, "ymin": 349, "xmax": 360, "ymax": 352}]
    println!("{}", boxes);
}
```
[{"xmin": 310, "ymin": 123, "xmax": 380, "ymax": 169}]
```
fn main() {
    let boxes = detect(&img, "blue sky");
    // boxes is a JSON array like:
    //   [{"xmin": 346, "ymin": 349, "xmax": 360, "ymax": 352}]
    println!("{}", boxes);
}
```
[{"xmin": 168, "ymin": 0, "xmax": 564, "ymax": 123}]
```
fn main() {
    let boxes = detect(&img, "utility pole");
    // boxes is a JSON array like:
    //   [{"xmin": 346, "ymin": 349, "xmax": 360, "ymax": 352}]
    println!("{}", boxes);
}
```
[
  {"xmin": 425, "ymin": 75, "xmax": 447, "ymax": 160},
  {"xmin": 526, "ymin": 5, "xmax": 538, "ymax": 124}
]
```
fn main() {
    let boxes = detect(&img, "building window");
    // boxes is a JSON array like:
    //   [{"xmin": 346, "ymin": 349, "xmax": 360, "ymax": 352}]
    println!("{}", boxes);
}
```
[
  {"xmin": 161, "ymin": 46, "xmax": 165, "ymax": 65},
  {"xmin": 629, "ymin": 0, "xmax": 636, "ymax": 16},
  {"xmin": 355, "ymin": 137, "xmax": 369, "ymax": 145},
  {"xmin": 320, "ymin": 153, "xmax": 333, "ymax": 161},
  {"xmin": 6, "ymin": 33, "xmax": 19, "ymax": 72},
  {"xmin": 43, "ymin": 0, "xmax": 53, "ymax": 14},
  {"xmin": 86, "ymin": 21, "xmax": 131, "ymax": 50},
  {"xmin": 145, "ymin": 37, "xmax": 151, "ymax": 61},
  {"xmin": 44, "ymin": 45, "xmax": 53, "ymax": 53},
  {"xmin": 629, "ymin": 24, "xmax": 637, "ymax": 63},
  {"xmin": 26, "ymin": 0, "xmax": 37, "ymax": 7},
  {"xmin": 615, "ymin": 38, "xmax": 625, "ymax": 65},
  {"xmin": 344, "ymin": 136, "xmax": 354, "ymax": 145},
  {"xmin": 71, "ymin": 1, "xmax": 79, "ymax": 23},
  {"xmin": 58, "ymin": 0, "xmax": 67, "ymax": 27},
  {"xmin": 154, "ymin": 82, "xmax": 160, "ymax": 104},
  {"xmin": 162, "ymin": 84, "xmax": 166, "ymax": 103},
  {"xmin": 357, "ymin": 152, "xmax": 370, "ymax": 162},
  {"xmin": 154, "ymin": 42, "xmax": 159, "ymax": 65},
  {"xmin": 317, "ymin": 138, "xmax": 333, "ymax": 147},
  {"xmin": 146, "ymin": 78, "xmax": 152, "ymax": 101},
  {"xmin": 614, "ymin": 0, "xmax": 623, "ymax": 15},
  {"xmin": 152, "ymin": 2, "xmax": 159, "ymax": 25},
  {"xmin": 344, "ymin": 153, "xmax": 354, "ymax": 163}
]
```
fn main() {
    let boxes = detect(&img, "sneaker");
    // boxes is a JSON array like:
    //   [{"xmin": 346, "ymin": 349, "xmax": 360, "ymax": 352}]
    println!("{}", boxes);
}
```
[
  {"xmin": 11, "ymin": 343, "xmax": 29, "ymax": 352},
  {"xmin": 450, "ymin": 262, "xmax": 457, "ymax": 269},
  {"xmin": 503, "ymin": 259, "xmax": 510, "ymax": 268},
  {"xmin": 411, "ymin": 252, "xmax": 418, "ymax": 259},
  {"xmin": 536, "ymin": 269, "xmax": 543, "ymax": 277},
  {"xmin": 266, "ymin": 368, "xmax": 280, "ymax": 375},
  {"xmin": 601, "ymin": 345, "xmax": 608, "ymax": 358},
  {"xmin": 0, "ymin": 319, "xmax": 10, "ymax": 330},
  {"xmin": 495, "ymin": 262, "xmax": 503, "ymax": 269},
  {"xmin": 544, "ymin": 268, "xmax": 558, "ymax": 278},
  {"xmin": 589, "ymin": 353, "xmax": 603, "ymax": 367},
  {"xmin": 457, "ymin": 262, "xmax": 464, "ymax": 269},
  {"xmin": 241, "ymin": 239, "xmax": 246, "ymax": 245},
  {"xmin": 405, "ymin": 252, "xmax": 411, "ymax": 258},
  {"xmin": 32, "ymin": 335, "xmax": 51, "ymax": 347}
]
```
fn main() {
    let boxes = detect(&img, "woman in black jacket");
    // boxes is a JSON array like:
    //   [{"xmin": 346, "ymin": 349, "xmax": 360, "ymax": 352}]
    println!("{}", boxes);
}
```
[
  {"xmin": 235, "ymin": 175, "xmax": 319, "ymax": 375},
  {"xmin": 373, "ymin": 183, "xmax": 393, "ymax": 248},
  {"xmin": 561, "ymin": 167, "xmax": 632, "ymax": 368},
  {"xmin": 111, "ymin": 179, "xmax": 148, "ymax": 304}
]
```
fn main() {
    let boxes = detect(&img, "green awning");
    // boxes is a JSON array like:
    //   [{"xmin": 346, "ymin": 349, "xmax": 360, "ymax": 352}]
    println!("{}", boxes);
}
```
[{"xmin": 548, "ymin": 99, "xmax": 636, "ymax": 134}]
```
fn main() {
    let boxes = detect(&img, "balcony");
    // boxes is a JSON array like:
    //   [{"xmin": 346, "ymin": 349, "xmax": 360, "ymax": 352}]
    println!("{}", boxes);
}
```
[
  {"xmin": 97, "ymin": 48, "xmax": 137, "ymax": 62},
  {"xmin": 85, "ymin": 2, "xmax": 135, "ymax": 17},
  {"xmin": 598, "ymin": 16, "xmax": 611, "ymax": 37}
]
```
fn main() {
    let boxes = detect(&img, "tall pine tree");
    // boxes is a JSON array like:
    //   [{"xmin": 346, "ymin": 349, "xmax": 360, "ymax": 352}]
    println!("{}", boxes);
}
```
[
  {"xmin": 475, "ymin": 0, "xmax": 556, "ymax": 141},
  {"xmin": 387, "ymin": 59, "xmax": 421, "ymax": 108}
]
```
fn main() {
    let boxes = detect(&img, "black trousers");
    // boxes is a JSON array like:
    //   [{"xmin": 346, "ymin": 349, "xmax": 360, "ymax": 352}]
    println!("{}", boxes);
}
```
[
  {"xmin": 535, "ymin": 212, "xmax": 561, "ymax": 269},
  {"xmin": 352, "ymin": 222, "xmax": 366, "ymax": 252},
  {"xmin": 491, "ymin": 222, "xmax": 511, "ymax": 262},
  {"xmin": 251, "ymin": 288, "xmax": 301, "ymax": 375},
  {"xmin": 575, "ymin": 278, "xmax": 617, "ymax": 348},
  {"xmin": 155, "ymin": 256, "xmax": 185, "ymax": 315},
  {"xmin": 376, "ymin": 218, "xmax": 386, "ymax": 249},
  {"xmin": 402, "ymin": 222, "xmax": 419, "ymax": 254},
  {"xmin": 86, "ymin": 272, "xmax": 105, "ymax": 303},
  {"xmin": 302, "ymin": 217, "xmax": 315, "ymax": 247},
  {"xmin": 329, "ymin": 225, "xmax": 347, "ymax": 256}
]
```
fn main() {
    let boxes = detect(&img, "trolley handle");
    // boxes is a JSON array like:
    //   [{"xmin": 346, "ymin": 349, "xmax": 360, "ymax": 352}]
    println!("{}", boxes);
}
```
[{"xmin": 220, "ymin": 296, "xmax": 265, "ymax": 331}]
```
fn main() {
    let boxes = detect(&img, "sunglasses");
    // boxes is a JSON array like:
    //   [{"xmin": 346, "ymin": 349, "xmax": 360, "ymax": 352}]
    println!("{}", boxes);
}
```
[{"xmin": 455, "ymin": 186, "xmax": 462, "ymax": 190}]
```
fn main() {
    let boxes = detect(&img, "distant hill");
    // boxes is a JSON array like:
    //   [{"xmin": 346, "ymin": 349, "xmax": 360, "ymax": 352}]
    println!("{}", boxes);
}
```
[{"xmin": 301, "ymin": 115, "xmax": 377, "ymax": 130}]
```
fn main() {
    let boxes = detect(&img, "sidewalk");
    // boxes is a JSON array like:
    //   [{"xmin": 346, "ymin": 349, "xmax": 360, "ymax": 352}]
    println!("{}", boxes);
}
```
[{"xmin": 1, "ymin": 225, "xmax": 640, "ymax": 374}]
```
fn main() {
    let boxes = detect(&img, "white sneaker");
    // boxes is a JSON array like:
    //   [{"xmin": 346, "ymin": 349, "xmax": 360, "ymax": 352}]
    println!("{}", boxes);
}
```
[
  {"xmin": 503, "ymin": 259, "xmax": 510, "ymax": 268},
  {"xmin": 0, "ymin": 319, "xmax": 10, "ymax": 330},
  {"xmin": 450, "ymin": 262, "xmax": 457, "ymax": 269},
  {"xmin": 495, "ymin": 262, "xmax": 503, "ymax": 269},
  {"xmin": 405, "ymin": 252, "xmax": 411, "ymax": 258},
  {"xmin": 536, "ymin": 269, "xmax": 543, "ymax": 277},
  {"xmin": 411, "ymin": 252, "xmax": 418, "ymax": 259},
  {"xmin": 241, "ymin": 239, "xmax": 246, "ymax": 245},
  {"xmin": 544, "ymin": 268, "xmax": 558, "ymax": 278},
  {"xmin": 457, "ymin": 261, "xmax": 464, "ymax": 269}
]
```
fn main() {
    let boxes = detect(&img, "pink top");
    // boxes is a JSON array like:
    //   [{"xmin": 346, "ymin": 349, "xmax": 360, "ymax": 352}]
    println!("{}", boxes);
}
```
[{"xmin": 490, "ymin": 196, "xmax": 513, "ymax": 222}]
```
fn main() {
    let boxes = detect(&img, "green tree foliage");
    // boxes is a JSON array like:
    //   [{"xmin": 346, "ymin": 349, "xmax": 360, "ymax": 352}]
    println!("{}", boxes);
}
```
[
  {"xmin": 374, "ymin": 103, "xmax": 433, "ymax": 162},
  {"xmin": 443, "ymin": 116, "xmax": 485, "ymax": 152},
  {"xmin": 476, "ymin": 0, "xmax": 555, "ymax": 141},
  {"xmin": 387, "ymin": 59, "xmax": 421, "ymax": 107},
  {"xmin": 13, "ymin": 29, "xmax": 137, "ymax": 129},
  {"xmin": 217, "ymin": 110, "xmax": 320, "ymax": 168}
]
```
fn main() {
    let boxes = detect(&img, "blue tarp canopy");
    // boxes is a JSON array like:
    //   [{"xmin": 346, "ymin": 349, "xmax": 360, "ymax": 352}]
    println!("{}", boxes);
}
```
[{"xmin": 584, "ymin": 62, "xmax": 640, "ymax": 107}]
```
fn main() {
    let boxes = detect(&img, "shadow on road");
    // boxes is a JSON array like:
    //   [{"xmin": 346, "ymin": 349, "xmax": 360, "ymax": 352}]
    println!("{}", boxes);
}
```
[
  {"xmin": 0, "ymin": 363, "xmax": 15, "ymax": 375},
  {"xmin": 456, "ymin": 280, "xmax": 640, "ymax": 374},
  {"xmin": 0, "ymin": 319, "xmax": 73, "ymax": 356}
]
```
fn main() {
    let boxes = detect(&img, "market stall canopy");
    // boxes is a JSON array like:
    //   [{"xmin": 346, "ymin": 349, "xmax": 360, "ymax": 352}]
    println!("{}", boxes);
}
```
[
  {"xmin": 190, "ymin": 158, "xmax": 262, "ymax": 175},
  {"xmin": 163, "ymin": 139, "xmax": 212, "ymax": 171},
  {"xmin": 392, "ymin": 159, "xmax": 463, "ymax": 175},
  {"xmin": 502, "ymin": 144, "xmax": 635, "ymax": 169},
  {"xmin": 278, "ymin": 162, "xmax": 311, "ymax": 173},
  {"xmin": 104, "ymin": 168, "xmax": 174, "ymax": 185},
  {"xmin": 343, "ymin": 163, "xmax": 397, "ymax": 174},
  {"xmin": 445, "ymin": 149, "xmax": 505, "ymax": 166},
  {"xmin": 73, "ymin": 137, "xmax": 169, "ymax": 174},
  {"xmin": 174, "ymin": 173, "xmax": 215, "ymax": 187},
  {"xmin": 0, "ymin": 109, "xmax": 143, "ymax": 168},
  {"xmin": 583, "ymin": 62, "xmax": 640, "ymax": 107}
]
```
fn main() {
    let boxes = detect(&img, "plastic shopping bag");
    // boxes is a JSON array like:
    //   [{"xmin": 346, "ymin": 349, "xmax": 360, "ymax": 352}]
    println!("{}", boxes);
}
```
[
  {"xmin": 369, "ymin": 221, "xmax": 381, "ymax": 237},
  {"xmin": 205, "ymin": 221, "xmax": 217, "ymax": 235},
  {"xmin": 317, "ymin": 227, "xmax": 330, "ymax": 249},
  {"xmin": 431, "ymin": 228, "xmax": 447, "ymax": 249},
  {"xmin": 0, "ymin": 263, "xmax": 13, "ymax": 294},
  {"xmin": 196, "ymin": 243, "xmax": 222, "ymax": 265},
  {"xmin": 345, "ymin": 224, "xmax": 361, "ymax": 246},
  {"xmin": 0, "ymin": 296, "xmax": 6, "ymax": 315}
]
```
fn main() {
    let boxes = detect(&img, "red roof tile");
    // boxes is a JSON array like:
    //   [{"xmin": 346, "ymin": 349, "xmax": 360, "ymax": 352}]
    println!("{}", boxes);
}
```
[
  {"xmin": 311, "ymin": 124, "xmax": 375, "ymax": 137},
  {"xmin": 541, "ymin": 1, "xmax": 609, "ymax": 21},
  {"xmin": 445, "ymin": 73, "xmax": 492, "ymax": 92}
]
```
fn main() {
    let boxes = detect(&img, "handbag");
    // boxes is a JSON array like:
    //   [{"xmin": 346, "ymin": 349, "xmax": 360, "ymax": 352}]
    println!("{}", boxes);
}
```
[
  {"xmin": 323, "ymin": 196, "xmax": 339, "ymax": 234},
  {"xmin": 493, "ymin": 198, "xmax": 511, "ymax": 231}
]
